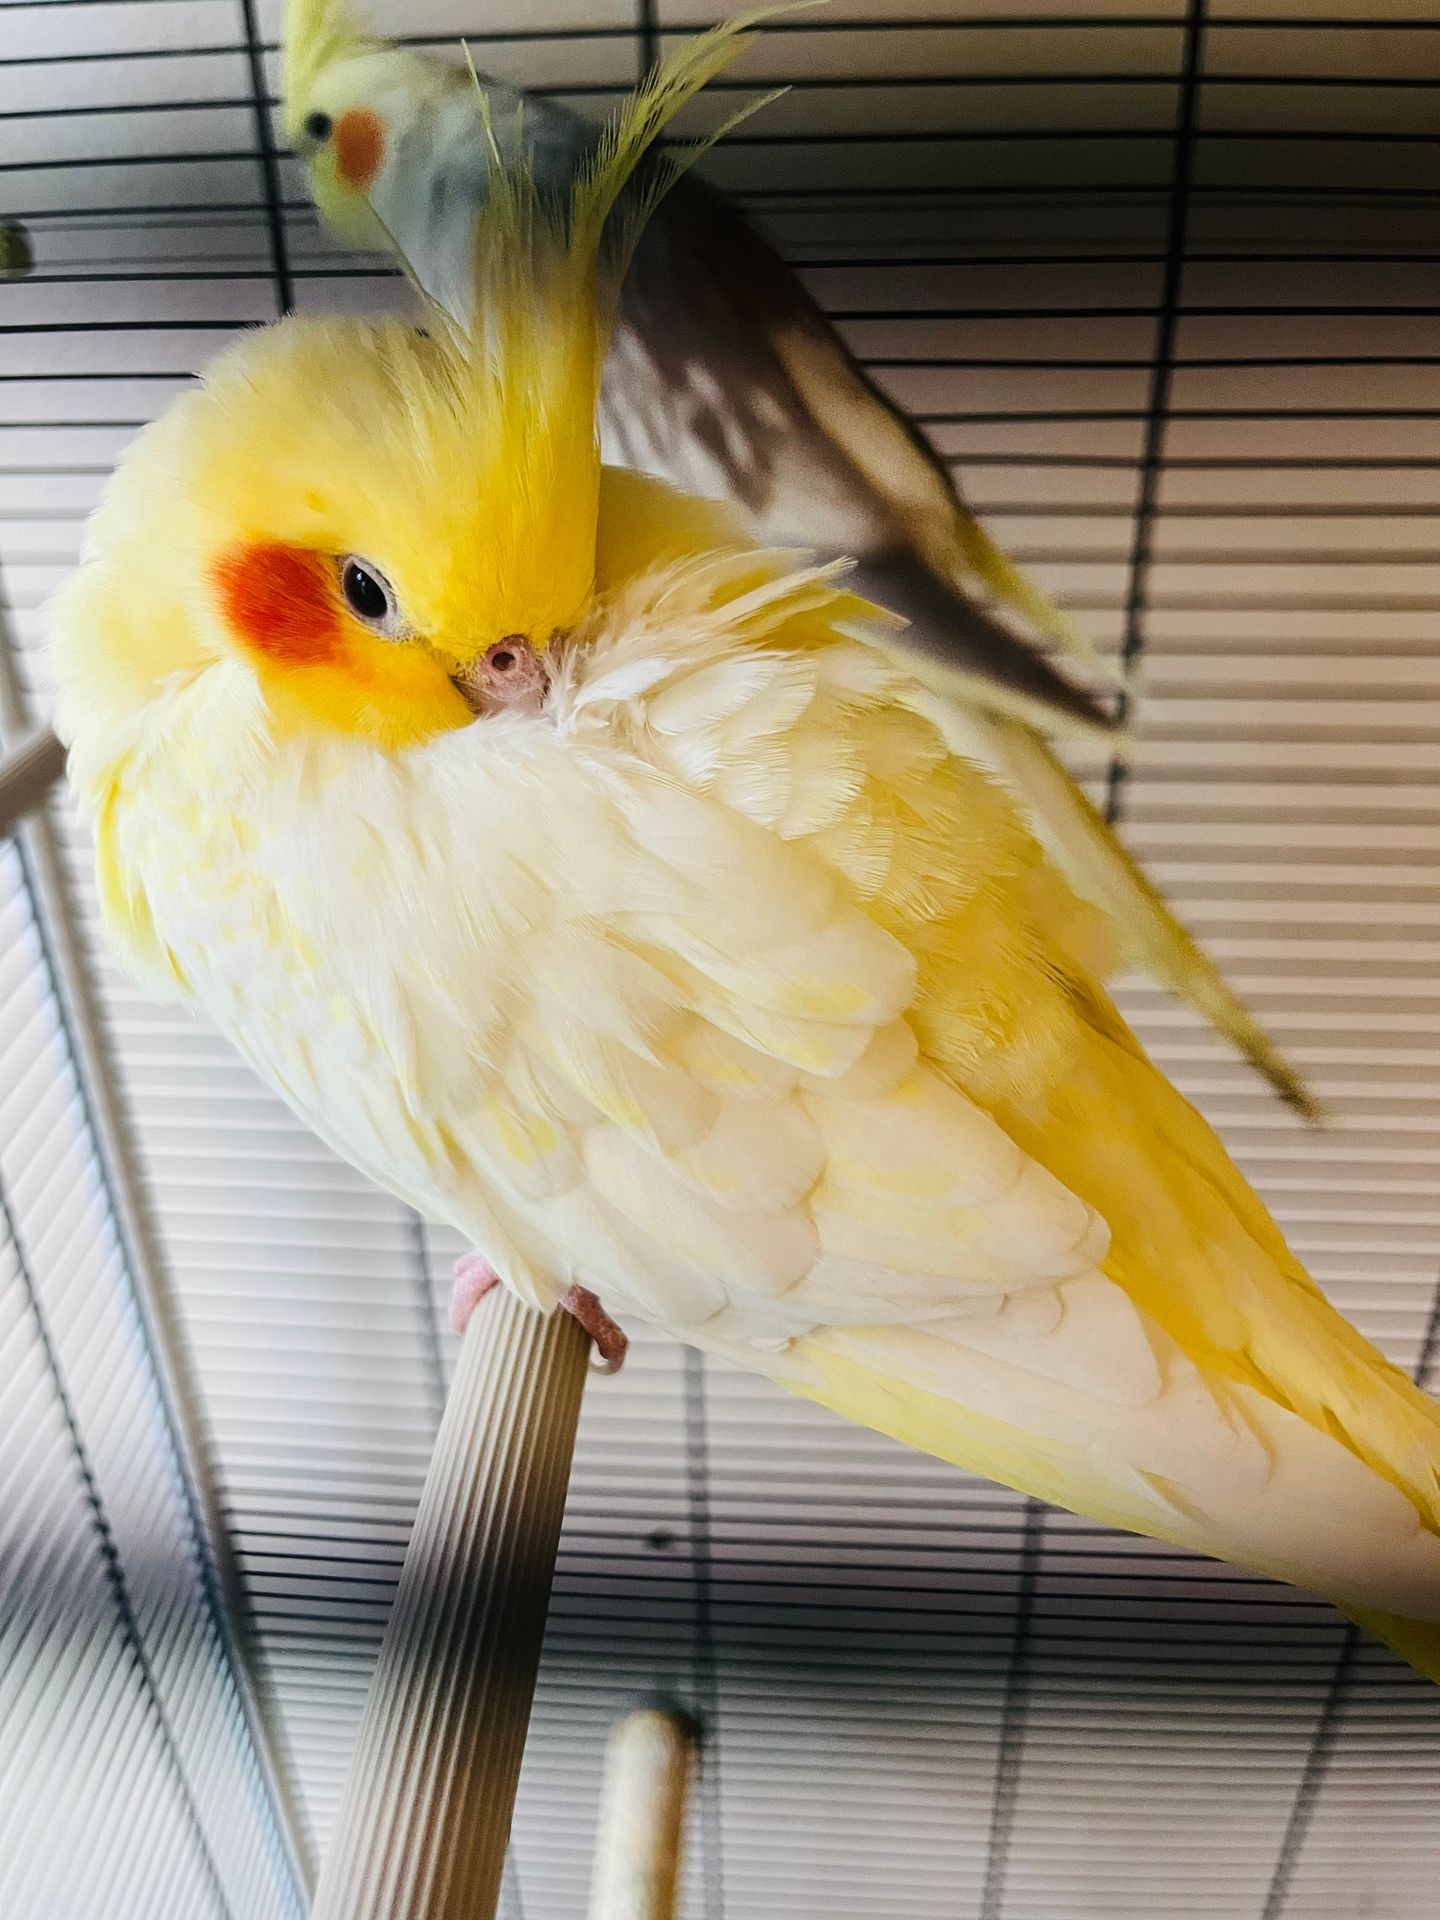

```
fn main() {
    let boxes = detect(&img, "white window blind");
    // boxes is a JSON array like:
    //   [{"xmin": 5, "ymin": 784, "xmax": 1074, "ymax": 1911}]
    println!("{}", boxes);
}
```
[
  {"xmin": 1, "ymin": 3, "xmax": 1438, "ymax": 1917},
  {"xmin": 0, "ymin": 833, "xmax": 304, "ymax": 1919}
]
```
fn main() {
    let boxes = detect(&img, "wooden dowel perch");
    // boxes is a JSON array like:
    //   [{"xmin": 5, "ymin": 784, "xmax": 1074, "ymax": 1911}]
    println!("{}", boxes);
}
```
[
  {"xmin": 0, "ymin": 218, "xmax": 32, "ymax": 278},
  {"xmin": 311, "ymin": 1285, "xmax": 590, "ymax": 1920},
  {"xmin": 587, "ymin": 1703, "xmax": 700, "ymax": 1920},
  {"xmin": 0, "ymin": 728, "xmax": 65, "ymax": 837}
]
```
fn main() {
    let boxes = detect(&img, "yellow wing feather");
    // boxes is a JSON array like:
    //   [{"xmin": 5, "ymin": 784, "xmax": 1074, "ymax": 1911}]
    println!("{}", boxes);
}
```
[
  {"xmin": 769, "ymin": 692, "xmax": 1440, "ymax": 1660},
  {"xmin": 587, "ymin": 482, "xmax": 1440, "ymax": 1663}
]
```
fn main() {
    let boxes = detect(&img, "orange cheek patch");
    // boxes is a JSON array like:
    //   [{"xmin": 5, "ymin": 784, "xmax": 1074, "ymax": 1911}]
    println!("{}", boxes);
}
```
[
  {"xmin": 334, "ymin": 108, "xmax": 386, "ymax": 193},
  {"xmin": 214, "ymin": 543, "xmax": 344, "ymax": 666}
]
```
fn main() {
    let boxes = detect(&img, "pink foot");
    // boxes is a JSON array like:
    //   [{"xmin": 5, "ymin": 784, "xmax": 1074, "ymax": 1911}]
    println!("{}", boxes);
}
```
[
  {"xmin": 449, "ymin": 1254, "xmax": 629, "ymax": 1373},
  {"xmin": 449, "ymin": 1251, "xmax": 501, "ymax": 1335},
  {"xmin": 560, "ymin": 1284, "xmax": 630, "ymax": 1374}
]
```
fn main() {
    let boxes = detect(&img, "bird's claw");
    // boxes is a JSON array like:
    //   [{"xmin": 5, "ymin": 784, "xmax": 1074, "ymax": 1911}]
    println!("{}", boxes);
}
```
[
  {"xmin": 559, "ymin": 1283, "xmax": 630, "ymax": 1374},
  {"xmin": 449, "ymin": 1250, "xmax": 502, "ymax": 1334},
  {"xmin": 449, "ymin": 1253, "xmax": 628, "ymax": 1372}
]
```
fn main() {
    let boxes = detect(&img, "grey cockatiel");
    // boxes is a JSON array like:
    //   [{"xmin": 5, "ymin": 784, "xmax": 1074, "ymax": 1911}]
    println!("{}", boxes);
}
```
[{"xmin": 282, "ymin": 0, "xmax": 1317, "ymax": 1117}]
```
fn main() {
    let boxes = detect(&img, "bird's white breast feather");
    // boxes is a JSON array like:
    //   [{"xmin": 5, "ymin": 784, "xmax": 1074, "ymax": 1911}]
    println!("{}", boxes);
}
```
[
  {"xmin": 105, "ymin": 583, "xmax": 1108, "ymax": 1345},
  {"xmin": 95, "ymin": 547, "xmax": 1440, "ymax": 1627}
]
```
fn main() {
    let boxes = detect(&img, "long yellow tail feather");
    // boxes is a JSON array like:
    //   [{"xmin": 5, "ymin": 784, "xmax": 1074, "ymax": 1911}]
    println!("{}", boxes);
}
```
[
  {"xmin": 790, "ymin": 1330, "xmax": 1440, "ymax": 1686},
  {"xmin": 1348, "ymin": 1610, "xmax": 1440, "ymax": 1686},
  {"xmin": 953, "ymin": 511, "xmax": 1115, "ymax": 677},
  {"xmin": 965, "ymin": 711, "xmax": 1324, "ymax": 1121}
]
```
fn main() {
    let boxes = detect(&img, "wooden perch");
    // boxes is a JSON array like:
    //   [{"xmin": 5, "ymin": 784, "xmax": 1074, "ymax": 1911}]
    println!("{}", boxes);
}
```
[
  {"xmin": 588, "ymin": 1702, "xmax": 701, "ymax": 1920},
  {"xmin": 0, "ymin": 728, "xmax": 65, "ymax": 837},
  {"xmin": 310, "ymin": 1285, "xmax": 590, "ymax": 1920}
]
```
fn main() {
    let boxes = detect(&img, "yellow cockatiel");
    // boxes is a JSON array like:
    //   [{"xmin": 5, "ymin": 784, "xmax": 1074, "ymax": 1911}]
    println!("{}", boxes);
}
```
[{"xmin": 50, "ymin": 24, "xmax": 1440, "ymax": 1679}]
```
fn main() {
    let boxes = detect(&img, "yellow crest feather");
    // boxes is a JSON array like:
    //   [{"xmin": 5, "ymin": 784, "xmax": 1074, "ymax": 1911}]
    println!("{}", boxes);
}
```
[
  {"xmin": 382, "ymin": 10, "xmax": 792, "ymax": 647},
  {"xmin": 281, "ymin": 0, "xmax": 369, "ymax": 137},
  {"xmin": 450, "ymin": 6, "xmax": 791, "ymax": 380}
]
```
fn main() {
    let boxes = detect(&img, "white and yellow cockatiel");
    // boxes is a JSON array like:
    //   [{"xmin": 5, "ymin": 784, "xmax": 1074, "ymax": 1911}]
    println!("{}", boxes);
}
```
[
  {"xmin": 280, "ymin": 0, "xmax": 1319, "ymax": 1121},
  {"xmin": 50, "ymin": 24, "xmax": 1440, "ymax": 1679}
]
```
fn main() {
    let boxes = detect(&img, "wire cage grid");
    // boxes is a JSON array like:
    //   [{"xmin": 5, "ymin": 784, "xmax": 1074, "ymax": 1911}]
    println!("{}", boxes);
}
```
[{"xmin": 1, "ymin": 4, "xmax": 1438, "ymax": 1918}]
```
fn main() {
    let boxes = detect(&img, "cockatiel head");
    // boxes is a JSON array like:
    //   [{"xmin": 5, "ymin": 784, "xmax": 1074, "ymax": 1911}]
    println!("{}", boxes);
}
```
[
  {"xmin": 282, "ymin": 0, "xmax": 782, "ymax": 330},
  {"xmin": 283, "ymin": 0, "xmax": 483, "ymax": 255},
  {"xmin": 53, "ymin": 18, "xmax": 766, "ymax": 782},
  {"xmin": 283, "ymin": 0, "xmax": 690, "ymax": 307}
]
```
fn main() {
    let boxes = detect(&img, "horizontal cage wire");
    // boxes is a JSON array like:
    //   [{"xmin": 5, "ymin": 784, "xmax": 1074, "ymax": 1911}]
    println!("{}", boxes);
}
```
[{"xmin": 1, "ymin": 3, "xmax": 1438, "ymax": 1918}]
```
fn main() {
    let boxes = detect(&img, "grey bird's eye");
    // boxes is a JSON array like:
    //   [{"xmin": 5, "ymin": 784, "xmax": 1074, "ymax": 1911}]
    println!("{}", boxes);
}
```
[{"xmin": 339, "ymin": 557, "xmax": 406, "ymax": 638}]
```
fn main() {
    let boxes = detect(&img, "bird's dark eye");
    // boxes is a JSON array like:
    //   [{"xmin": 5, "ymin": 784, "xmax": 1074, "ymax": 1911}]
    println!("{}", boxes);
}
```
[
  {"xmin": 305, "ymin": 111, "xmax": 334, "ymax": 143},
  {"xmin": 338, "ymin": 556, "xmax": 405, "ymax": 637},
  {"xmin": 342, "ymin": 560, "xmax": 388, "ymax": 620}
]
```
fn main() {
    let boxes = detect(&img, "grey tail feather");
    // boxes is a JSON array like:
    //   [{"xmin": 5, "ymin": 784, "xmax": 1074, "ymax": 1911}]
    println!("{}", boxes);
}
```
[{"xmin": 846, "ymin": 548, "xmax": 1119, "ymax": 745}]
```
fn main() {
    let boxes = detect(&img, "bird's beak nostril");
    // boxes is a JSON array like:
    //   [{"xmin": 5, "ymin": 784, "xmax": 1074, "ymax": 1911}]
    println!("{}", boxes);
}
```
[{"xmin": 452, "ymin": 636, "xmax": 549, "ymax": 717}]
